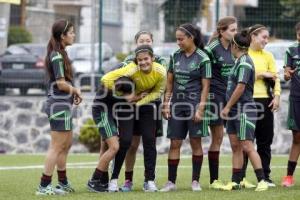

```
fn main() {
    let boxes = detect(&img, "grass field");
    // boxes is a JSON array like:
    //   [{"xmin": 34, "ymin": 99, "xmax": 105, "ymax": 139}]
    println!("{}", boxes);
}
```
[{"xmin": 0, "ymin": 154, "xmax": 300, "ymax": 200}]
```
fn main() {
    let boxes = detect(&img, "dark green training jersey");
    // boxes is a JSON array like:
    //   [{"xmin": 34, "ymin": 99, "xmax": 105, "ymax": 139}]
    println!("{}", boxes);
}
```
[
  {"xmin": 168, "ymin": 48, "xmax": 212, "ymax": 109},
  {"xmin": 285, "ymin": 42, "xmax": 300, "ymax": 101},
  {"xmin": 204, "ymin": 39, "xmax": 235, "ymax": 95},
  {"xmin": 226, "ymin": 54, "xmax": 255, "ymax": 112}
]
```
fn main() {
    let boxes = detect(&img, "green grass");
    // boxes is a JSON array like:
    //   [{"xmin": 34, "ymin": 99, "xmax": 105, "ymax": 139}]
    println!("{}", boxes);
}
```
[{"xmin": 0, "ymin": 154, "xmax": 300, "ymax": 200}]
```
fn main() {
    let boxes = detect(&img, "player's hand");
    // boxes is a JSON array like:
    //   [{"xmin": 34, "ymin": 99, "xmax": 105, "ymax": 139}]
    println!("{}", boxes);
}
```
[
  {"xmin": 221, "ymin": 107, "xmax": 230, "ymax": 120},
  {"xmin": 268, "ymin": 95, "xmax": 280, "ymax": 112},
  {"xmin": 162, "ymin": 103, "xmax": 171, "ymax": 120},
  {"xmin": 193, "ymin": 109, "xmax": 204, "ymax": 123}
]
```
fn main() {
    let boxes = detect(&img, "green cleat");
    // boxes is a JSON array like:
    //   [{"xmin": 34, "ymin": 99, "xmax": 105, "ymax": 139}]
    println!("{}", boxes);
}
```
[
  {"xmin": 209, "ymin": 180, "xmax": 225, "ymax": 190},
  {"xmin": 255, "ymin": 180, "xmax": 268, "ymax": 192},
  {"xmin": 220, "ymin": 182, "xmax": 241, "ymax": 191},
  {"xmin": 36, "ymin": 184, "xmax": 66, "ymax": 196},
  {"xmin": 240, "ymin": 178, "xmax": 256, "ymax": 189}
]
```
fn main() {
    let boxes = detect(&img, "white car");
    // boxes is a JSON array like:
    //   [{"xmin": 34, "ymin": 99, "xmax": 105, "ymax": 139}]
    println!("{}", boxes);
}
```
[
  {"xmin": 66, "ymin": 43, "xmax": 119, "ymax": 89},
  {"xmin": 265, "ymin": 40, "xmax": 294, "ymax": 89}
]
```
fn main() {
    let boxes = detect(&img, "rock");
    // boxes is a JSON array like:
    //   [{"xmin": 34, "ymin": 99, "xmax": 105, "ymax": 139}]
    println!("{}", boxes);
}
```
[
  {"xmin": 35, "ymin": 115, "xmax": 48, "ymax": 127},
  {"xmin": 15, "ymin": 131, "xmax": 28, "ymax": 144},
  {"xmin": 17, "ymin": 113, "xmax": 32, "ymax": 125},
  {"xmin": 16, "ymin": 101, "xmax": 33, "ymax": 109},
  {"xmin": 30, "ymin": 128, "xmax": 40, "ymax": 140},
  {"xmin": 0, "ymin": 104, "xmax": 10, "ymax": 112},
  {"xmin": 34, "ymin": 137, "xmax": 50, "ymax": 152},
  {"xmin": 4, "ymin": 118, "xmax": 13, "ymax": 130}
]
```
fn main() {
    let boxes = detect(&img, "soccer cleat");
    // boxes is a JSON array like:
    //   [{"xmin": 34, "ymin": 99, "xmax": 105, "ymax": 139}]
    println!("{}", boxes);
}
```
[
  {"xmin": 143, "ymin": 181, "xmax": 158, "ymax": 192},
  {"xmin": 36, "ymin": 184, "xmax": 66, "ymax": 195},
  {"xmin": 220, "ymin": 182, "xmax": 241, "ymax": 191},
  {"xmin": 55, "ymin": 182, "xmax": 75, "ymax": 193},
  {"xmin": 108, "ymin": 179, "xmax": 119, "ymax": 192},
  {"xmin": 282, "ymin": 176, "xmax": 295, "ymax": 187},
  {"xmin": 240, "ymin": 178, "xmax": 256, "ymax": 189},
  {"xmin": 209, "ymin": 180, "xmax": 224, "ymax": 190},
  {"xmin": 87, "ymin": 179, "xmax": 108, "ymax": 193},
  {"xmin": 265, "ymin": 179, "xmax": 276, "ymax": 187},
  {"xmin": 120, "ymin": 180, "xmax": 133, "ymax": 192},
  {"xmin": 255, "ymin": 180, "xmax": 268, "ymax": 192},
  {"xmin": 160, "ymin": 181, "xmax": 176, "ymax": 192},
  {"xmin": 191, "ymin": 180, "xmax": 202, "ymax": 191}
]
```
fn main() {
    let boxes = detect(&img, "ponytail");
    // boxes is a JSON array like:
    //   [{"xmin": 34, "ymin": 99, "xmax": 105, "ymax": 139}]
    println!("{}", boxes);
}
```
[{"xmin": 177, "ymin": 23, "xmax": 204, "ymax": 49}]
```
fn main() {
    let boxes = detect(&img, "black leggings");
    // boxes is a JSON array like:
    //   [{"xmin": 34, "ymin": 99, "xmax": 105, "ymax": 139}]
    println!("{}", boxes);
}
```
[{"xmin": 112, "ymin": 103, "xmax": 157, "ymax": 181}]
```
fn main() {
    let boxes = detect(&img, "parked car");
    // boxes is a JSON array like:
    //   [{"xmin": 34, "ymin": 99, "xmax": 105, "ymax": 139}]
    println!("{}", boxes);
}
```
[
  {"xmin": 0, "ymin": 43, "xmax": 47, "ymax": 95},
  {"xmin": 153, "ymin": 43, "xmax": 179, "ymax": 66},
  {"xmin": 66, "ymin": 43, "xmax": 118, "ymax": 89},
  {"xmin": 265, "ymin": 40, "xmax": 294, "ymax": 89}
]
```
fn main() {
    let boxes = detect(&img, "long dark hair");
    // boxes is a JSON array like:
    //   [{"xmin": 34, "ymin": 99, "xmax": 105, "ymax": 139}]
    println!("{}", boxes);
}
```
[
  {"xmin": 176, "ymin": 23, "xmax": 204, "ymax": 49},
  {"xmin": 45, "ymin": 19, "xmax": 73, "ymax": 81}
]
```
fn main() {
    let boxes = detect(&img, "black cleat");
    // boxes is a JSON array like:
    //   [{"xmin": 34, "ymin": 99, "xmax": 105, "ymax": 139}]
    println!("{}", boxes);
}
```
[{"xmin": 87, "ymin": 179, "xmax": 108, "ymax": 193}]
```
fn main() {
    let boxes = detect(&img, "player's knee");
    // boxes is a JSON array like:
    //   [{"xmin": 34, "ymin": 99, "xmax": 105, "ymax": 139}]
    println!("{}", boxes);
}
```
[
  {"xmin": 231, "ymin": 142, "xmax": 241, "ymax": 153},
  {"xmin": 170, "ymin": 140, "xmax": 182, "ymax": 150},
  {"xmin": 109, "ymin": 142, "xmax": 119, "ymax": 154}
]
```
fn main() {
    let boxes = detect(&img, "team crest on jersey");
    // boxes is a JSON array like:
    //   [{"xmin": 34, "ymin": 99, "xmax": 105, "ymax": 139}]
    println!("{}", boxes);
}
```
[
  {"xmin": 189, "ymin": 62, "xmax": 198, "ymax": 70},
  {"xmin": 218, "ymin": 56, "xmax": 224, "ymax": 62},
  {"xmin": 293, "ymin": 55, "xmax": 299, "ymax": 59},
  {"xmin": 175, "ymin": 61, "xmax": 180, "ymax": 66}
]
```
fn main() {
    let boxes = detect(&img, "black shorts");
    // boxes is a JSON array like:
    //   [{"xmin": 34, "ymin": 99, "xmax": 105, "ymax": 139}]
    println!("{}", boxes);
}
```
[
  {"xmin": 132, "ymin": 103, "xmax": 157, "ymax": 138},
  {"xmin": 208, "ymin": 92, "xmax": 226, "ymax": 126},
  {"xmin": 92, "ymin": 88, "xmax": 130, "ymax": 140},
  {"xmin": 226, "ymin": 111, "xmax": 257, "ymax": 141},
  {"xmin": 45, "ymin": 99, "xmax": 73, "ymax": 131},
  {"xmin": 133, "ymin": 100, "xmax": 162, "ymax": 137},
  {"xmin": 287, "ymin": 98, "xmax": 300, "ymax": 131},
  {"xmin": 167, "ymin": 108, "xmax": 209, "ymax": 140}
]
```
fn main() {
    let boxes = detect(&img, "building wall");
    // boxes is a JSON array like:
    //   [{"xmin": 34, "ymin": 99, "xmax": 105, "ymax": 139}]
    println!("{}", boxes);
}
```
[{"xmin": 26, "ymin": 7, "xmax": 55, "ymax": 44}]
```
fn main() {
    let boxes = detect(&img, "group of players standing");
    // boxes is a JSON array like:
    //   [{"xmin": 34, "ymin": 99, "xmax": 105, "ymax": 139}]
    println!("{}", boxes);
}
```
[{"xmin": 35, "ymin": 17, "xmax": 300, "ymax": 195}]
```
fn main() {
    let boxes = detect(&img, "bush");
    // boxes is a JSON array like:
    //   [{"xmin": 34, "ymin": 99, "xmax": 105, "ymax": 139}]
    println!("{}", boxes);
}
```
[
  {"xmin": 78, "ymin": 118, "xmax": 101, "ymax": 152},
  {"xmin": 8, "ymin": 26, "xmax": 32, "ymax": 46}
]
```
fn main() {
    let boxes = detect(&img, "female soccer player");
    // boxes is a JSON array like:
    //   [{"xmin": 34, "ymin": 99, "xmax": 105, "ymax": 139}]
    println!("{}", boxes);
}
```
[
  {"xmin": 220, "ymin": 30, "xmax": 268, "ymax": 192},
  {"xmin": 160, "ymin": 23, "xmax": 211, "ymax": 192},
  {"xmin": 88, "ymin": 45, "xmax": 166, "ymax": 192},
  {"xmin": 281, "ymin": 22, "xmax": 300, "ymax": 187},
  {"xmin": 242, "ymin": 24, "xmax": 281, "ymax": 187},
  {"xmin": 36, "ymin": 19, "xmax": 82, "ymax": 195},
  {"xmin": 110, "ymin": 31, "xmax": 167, "ymax": 192},
  {"xmin": 204, "ymin": 16, "xmax": 237, "ymax": 189}
]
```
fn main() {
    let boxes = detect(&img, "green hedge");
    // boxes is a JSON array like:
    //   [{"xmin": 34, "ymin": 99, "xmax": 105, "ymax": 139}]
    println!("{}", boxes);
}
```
[
  {"xmin": 79, "ymin": 118, "xmax": 101, "ymax": 152},
  {"xmin": 8, "ymin": 26, "xmax": 32, "ymax": 46}
]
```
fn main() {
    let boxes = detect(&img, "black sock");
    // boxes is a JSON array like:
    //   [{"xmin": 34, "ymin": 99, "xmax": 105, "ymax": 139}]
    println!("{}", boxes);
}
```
[
  {"xmin": 125, "ymin": 171, "xmax": 133, "ymax": 182},
  {"xmin": 254, "ymin": 168, "xmax": 265, "ymax": 182},
  {"xmin": 57, "ymin": 170, "xmax": 68, "ymax": 185},
  {"xmin": 40, "ymin": 173, "xmax": 52, "ymax": 187},
  {"xmin": 92, "ymin": 168, "xmax": 103, "ymax": 181},
  {"xmin": 287, "ymin": 160, "xmax": 297, "ymax": 176},
  {"xmin": 168, "ymin": 159, "xmax": 179, "ymax": 184},
  {"xmin": 208, "ymin": 151, "xmax": 219, "ymax": 183},
  {"xmin": 102, "ymin": 171, "xmax": 109, "ymax": 184},
  {"xmin": 241, "ymin": 151, "xmax": 248, "ymax": 179},
  {"xmin": 111, "ymin": 147, "xmax": 128, "ymax": 180},
  {"xmin": 192, "ymin": 155, "xmax": 203, "ymax": 182},
  {"xmin": 232, "ymin": 168, "xmax": 243, "ymax": 183}
]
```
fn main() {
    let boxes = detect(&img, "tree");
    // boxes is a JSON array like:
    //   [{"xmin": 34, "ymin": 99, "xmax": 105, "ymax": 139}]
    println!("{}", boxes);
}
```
[
  {"xmin": 280, "ymin": 0, "xmax": 300, "ymax": 20},
  {"xmin": 161, "ymin": 0, "xmax": 202, "ymax": 42},
  {"xmin": 240, "ymin": 0, "xmax": 297, "ymax": 39}
]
